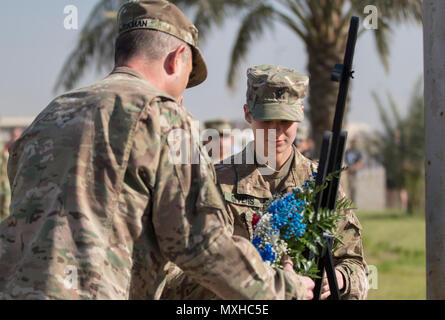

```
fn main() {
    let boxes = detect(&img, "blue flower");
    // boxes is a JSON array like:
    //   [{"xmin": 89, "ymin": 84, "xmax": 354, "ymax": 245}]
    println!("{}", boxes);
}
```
[
  {"xmin": 252, "ymin": 184, "xmax": 314, "ymax": 264},
  {"xmin": 252, "ymin": 236, "xmax": 262, "ymax": 249},
  {"xmin": 267, "ymin": 190, "xmax": 307, "ymax": 240},
  {"xmin": 302, "ymin": 172, "xmax": 317, "ymax": 191},
  {"xmin": 259, "ymin": 244, "xmax": 276, "ymax": 263}
]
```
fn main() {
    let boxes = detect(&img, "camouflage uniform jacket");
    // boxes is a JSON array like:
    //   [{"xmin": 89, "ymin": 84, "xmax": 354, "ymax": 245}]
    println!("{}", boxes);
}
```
[
  {"xmin": 0, "ymin": 67, "xmax": 306, "ymax": 300},
  {"xmin": 0, "ymin": 147, "xmax": 10, "ymax": 221},
  {"xmin": 214, "ymin": 143, "xmax": 369, "ymax": 300}
]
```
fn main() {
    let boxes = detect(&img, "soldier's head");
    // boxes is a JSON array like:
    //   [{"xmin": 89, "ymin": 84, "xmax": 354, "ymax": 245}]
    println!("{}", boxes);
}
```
[
  {"xmin": 115, "ymin": 0, "xmax": 207, "ymax": 100},
  {"xmin": 243, "ymin": 64, "xmax": 309, "ymax": 156},
  {"xmin": 9, "ymin": 127, "xmax": 23, "ymax": 142}
]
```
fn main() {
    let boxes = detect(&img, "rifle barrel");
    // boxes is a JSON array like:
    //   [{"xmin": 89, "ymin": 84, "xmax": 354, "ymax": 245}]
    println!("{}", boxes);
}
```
[{"xmin": 321, "ymin": 16, "xmax": 359, "ymax": 209}]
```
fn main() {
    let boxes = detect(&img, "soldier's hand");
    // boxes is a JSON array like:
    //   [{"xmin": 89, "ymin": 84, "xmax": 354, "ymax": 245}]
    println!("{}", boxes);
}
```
[
  {"xmin": 321, "ymin": 270, "xmax": 344, "ymax": 300},
  {"xmin": 298, "ymin": 275, "xmax": 315, "ymax": 300},
  {"xmin": 282, "ymin": 255, "xmax": 314, "ymax": 300}
]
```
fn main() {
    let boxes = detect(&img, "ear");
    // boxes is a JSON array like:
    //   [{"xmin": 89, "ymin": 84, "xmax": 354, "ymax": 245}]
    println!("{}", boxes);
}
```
[
  {"xmin": 165, "ymin": 45, "xmax": 187, "ymax": 75},
  {"xmin": 243, "ymin": 104, "xmax": 252, "ymax": 124}
]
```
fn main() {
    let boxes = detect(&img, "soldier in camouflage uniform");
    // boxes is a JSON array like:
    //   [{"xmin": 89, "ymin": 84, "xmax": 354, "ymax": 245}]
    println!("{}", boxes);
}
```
[
  {"xmin": 216, "ymin": 65, "xmax": 369, "ymax": 300},
  {"xmin": 0, "ymin": 1, "xmax": 309, "ymax": 300},
  {"xmin": 162, "ymin": 65, "xmax": 368, "ymax": 300}
]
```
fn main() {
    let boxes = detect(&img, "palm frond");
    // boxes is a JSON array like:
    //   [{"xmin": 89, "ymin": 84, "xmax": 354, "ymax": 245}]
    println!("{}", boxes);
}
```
[
  {"xmin": 275, "ymin": 10, "xmax": 307, "ymax": 42},
  {"xmin": 372, "ymin": 91, "xmax": 394, "ymax": 139},
  {"xmin": 351, "ymin": 0, "xmax": 422, "ymax": 23},
  {"xmin": 227, "ymin": 3, "xmax": 277, "ymax": 88},
  {"xmin": 370, "ymin": 75, "xmax": 424, "ymax": 202},
  {"xmin": 351, "ymin": 0, "xmax": 422, "ymax": 72},
  {"xmin": 172, "ymin": 0, "xmax": 255, "ymax": 44},
  {"xmin": 54, "ymin": 0, "xmax": 126, "ymax": 92},
  {"xmin": 373, "ymin": 18, "xmax": 391, "ymax": 72},
  {"xmin": 276, "ymin": 0, "xmax": 311, "ymax": 35}
]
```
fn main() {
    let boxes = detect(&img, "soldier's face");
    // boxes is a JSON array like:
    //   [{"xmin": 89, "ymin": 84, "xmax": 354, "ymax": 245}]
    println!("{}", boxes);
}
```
[
  {"xmin": 251, "ymin": 120, "xmax": 298, "ymax": 154},
  {"xmin": 244, "ymin": 105, "xmax": 297, "ymax": 155}
]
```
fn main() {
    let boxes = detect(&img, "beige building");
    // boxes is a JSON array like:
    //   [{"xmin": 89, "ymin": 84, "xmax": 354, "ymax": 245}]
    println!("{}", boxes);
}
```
[{"xmin": 342, "ymin": 122, "xmax": 387, "ymax": 212}]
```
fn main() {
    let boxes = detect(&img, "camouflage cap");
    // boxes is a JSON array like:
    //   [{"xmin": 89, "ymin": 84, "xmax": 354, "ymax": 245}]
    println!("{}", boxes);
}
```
[
  {"xmin": 246, "ymin": 65, "xmax": 309, "ymax": 122},
  {"xmin": 117, "ymin": 0, "xmax": 207, "ymax": 88},
  {"xmin": 204, "ymin": 119, "xmax": 232, "ymax": 135}
]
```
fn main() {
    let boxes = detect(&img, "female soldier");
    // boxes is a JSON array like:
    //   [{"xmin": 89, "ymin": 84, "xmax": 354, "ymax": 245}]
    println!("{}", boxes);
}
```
[{"xmin": 214, "ymin": 65, "xmax": 368, "ymax": 300}]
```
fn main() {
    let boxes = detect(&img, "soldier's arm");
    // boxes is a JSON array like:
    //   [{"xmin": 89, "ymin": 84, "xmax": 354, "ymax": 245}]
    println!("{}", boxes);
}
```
[
  {"xmin": 333, "ymin": 187, "xmax": 369, "ymax": 300},
  {"xmin": 145, "ymin": 99, "xmax": 307, "ymax": 300}
]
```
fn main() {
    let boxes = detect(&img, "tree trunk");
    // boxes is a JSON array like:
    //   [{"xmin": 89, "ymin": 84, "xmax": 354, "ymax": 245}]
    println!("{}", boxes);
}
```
[{"xmin": 306, "ymin": 36, "xmax": 349, "ymax": 157}]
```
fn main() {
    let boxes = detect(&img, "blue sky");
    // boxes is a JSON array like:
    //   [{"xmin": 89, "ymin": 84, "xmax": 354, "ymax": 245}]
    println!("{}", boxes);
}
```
[{"xmin": 0, "ymin": 1, "xmax": 423, "ymax": 133}]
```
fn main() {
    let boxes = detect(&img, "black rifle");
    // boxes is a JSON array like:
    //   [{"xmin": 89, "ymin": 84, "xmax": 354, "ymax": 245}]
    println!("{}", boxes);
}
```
[{"xmin": 311, "ymin": 16, "xmax": 359, "ymax": 301}]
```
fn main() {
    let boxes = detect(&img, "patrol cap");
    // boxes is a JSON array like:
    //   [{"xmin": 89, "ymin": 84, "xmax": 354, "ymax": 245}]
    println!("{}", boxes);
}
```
[
  {"xmin": 246, "ymin": 65, "xmax": 309, "ymax": 122},
  {"xmin": 204, "ymin": 119, "xmax": 232, "ymax": 135},
  {"xmin": 117, "ymin": 0, "xmax": 207, "ymax": 88}
]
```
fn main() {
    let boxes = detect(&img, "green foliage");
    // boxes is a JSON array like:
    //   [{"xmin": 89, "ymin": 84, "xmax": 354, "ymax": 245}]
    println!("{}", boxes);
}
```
[
  {"xmin": 54, "ymin": 0, "xmax": 254, "ymax": 93},
  {"xmin": 54, "ymin": 0, "xmax": 126, "ymax": 93},
  {"xmin": 54, "ymin": 0, "xmax": 423, "ymax": 151},
  {"xmin": 56, "ymin": 0, "xmax": 423, "ymax": 92},
  {"xmin": 226, "ymin": 0, "xmax": 422, "ymax": 87},
  {"xmin": 368, "ymin": 77, "xmax": 424, "ymax": 214},
  {"xmin": 284, "ymin": 172, "xmax": 354, "ymax": 278}
]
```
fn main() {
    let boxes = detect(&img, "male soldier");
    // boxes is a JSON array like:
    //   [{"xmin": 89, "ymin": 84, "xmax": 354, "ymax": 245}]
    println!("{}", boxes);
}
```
[
  {"xmin": 0, "ymin": 127, "xmax": 23, "ymax": 221},
  {"xmin": 215, "ymin": 65, "xmax": 368, "ymax": 300},
  {"xmin": 203, "ymin": 119, "xmax": 233, "ymax": 162},
  {"xmin": 0, "ymin": 1, "xmax": 310, "ymax": 300}
]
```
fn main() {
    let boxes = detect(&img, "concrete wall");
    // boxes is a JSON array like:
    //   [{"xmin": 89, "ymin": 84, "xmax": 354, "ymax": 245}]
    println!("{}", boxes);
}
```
[
  {"xmin": 340, "ymin": 167, "xmax": 386, "ymax": 212},
  {"xmin": 355, "ymin": 167, "xmax": 386, "ymax": 211}
]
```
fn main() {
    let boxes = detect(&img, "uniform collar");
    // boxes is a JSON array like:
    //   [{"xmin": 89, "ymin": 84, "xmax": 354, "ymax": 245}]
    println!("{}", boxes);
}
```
[
  {"xmin": 109, "ymin": 67, "xmax": 178, "ymax": 102},
  {"xmin": 285, "ymin": 145, "xmax": 316, "ymax": 191},
  {"xmin": 235, "ymin": 143, "xmax": 306, "ymax": 198},
  {"xmin": 110, "ymin": 66, "xmax": 147, "ymax": 80}
]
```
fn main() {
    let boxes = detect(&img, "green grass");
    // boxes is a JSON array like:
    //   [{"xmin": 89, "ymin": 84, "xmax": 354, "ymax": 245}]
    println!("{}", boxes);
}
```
[{"xmin": 357, "ymin": 210, "xmax": 426, "ymax": 300}]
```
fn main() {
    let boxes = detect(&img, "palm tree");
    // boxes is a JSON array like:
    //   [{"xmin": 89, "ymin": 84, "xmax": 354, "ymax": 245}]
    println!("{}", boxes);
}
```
[
  {"xmin": 226, "ymin": 0, "xmax": 422, "ymax": 150},
  {"xmin": 369, "ymin": 77, "xmax": 424, "ymax": 214},
  {"xmin": 55, "ymin": 0, "xmax": 422, "ymax": 149},
  {"xmin": 54, "ymin": 0, "xmax": 253, "ymax": 93}
]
